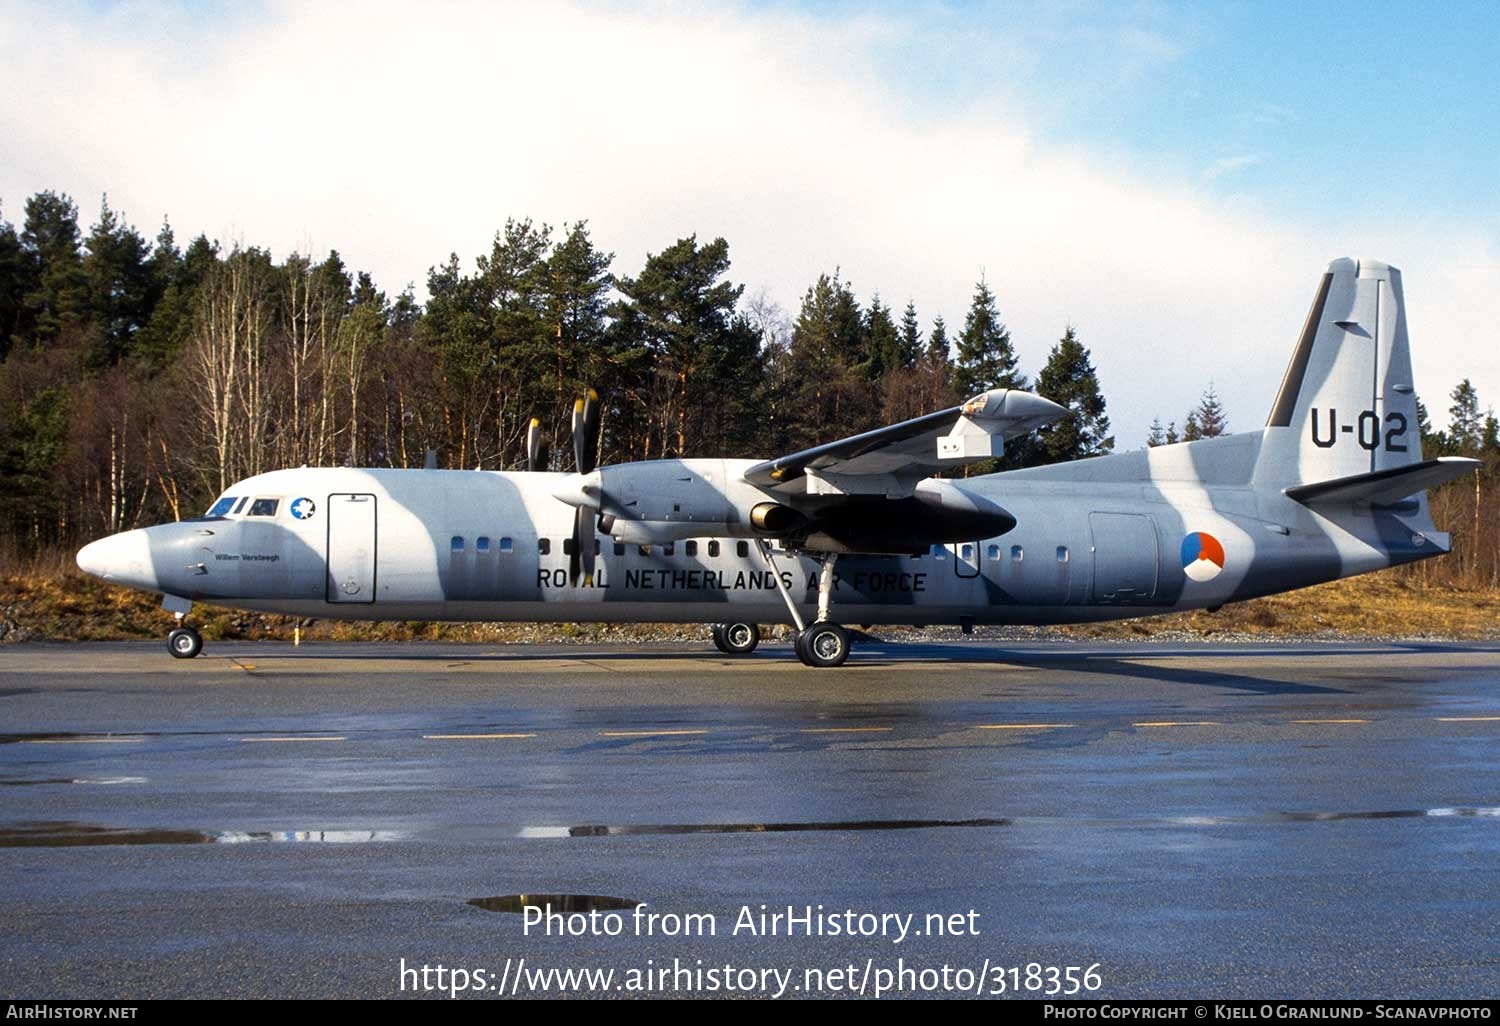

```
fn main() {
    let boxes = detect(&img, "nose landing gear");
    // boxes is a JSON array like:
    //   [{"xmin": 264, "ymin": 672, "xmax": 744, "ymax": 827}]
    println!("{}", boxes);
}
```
[
  {"xmin": 164, "ymin": 597, "xmax": 202, "ymax": 659},
  {"xmin": 167, "ymin": 624, "xmax": 203, "ymax": 659}
]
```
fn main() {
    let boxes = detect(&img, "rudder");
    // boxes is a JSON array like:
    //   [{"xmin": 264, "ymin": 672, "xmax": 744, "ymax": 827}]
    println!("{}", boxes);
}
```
[{"xmin": 1255, "ymin": 257, "xmax": 1422, "ymax": 487}]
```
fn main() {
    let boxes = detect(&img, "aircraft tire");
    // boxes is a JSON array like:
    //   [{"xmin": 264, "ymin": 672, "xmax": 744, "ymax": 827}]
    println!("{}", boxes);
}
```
[
  {"xmin": 799, "ymin": 622, "xmax": 850, "ymax": 668},
  {"xmin": 718, "ymin": 622, "xmax": 759, "ymax": 655},
  {"xmin": 710, "ymin": 623, "xmax": 729, "ymax": 653},
  {"xmin": 167, "ymin": 626, "xmax": 203, "ymax": 659}
]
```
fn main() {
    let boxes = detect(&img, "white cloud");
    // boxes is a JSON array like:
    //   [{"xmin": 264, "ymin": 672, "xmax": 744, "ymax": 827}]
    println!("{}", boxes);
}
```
[
  {"xmin": 1, "ymin": 0, "xmax": 1495, "ymax": 443},
  {"xmin": 1202, "ymin": 153, "xmax": 1266, "ymax": 183}
]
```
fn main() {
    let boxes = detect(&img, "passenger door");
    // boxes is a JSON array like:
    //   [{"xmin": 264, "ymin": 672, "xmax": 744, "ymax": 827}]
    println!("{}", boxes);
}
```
[{"xmin": 326, "ymin": 493, "xmax": 377, "ymax": 603}]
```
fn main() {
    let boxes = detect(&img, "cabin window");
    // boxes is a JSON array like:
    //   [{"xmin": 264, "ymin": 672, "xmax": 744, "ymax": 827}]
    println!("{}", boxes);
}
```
[
  {"xmin": 594, "ymin": 539, "xmax": 601, "ymax": 555},
  {"xmin": 248, "ymin": 498, "xmax": 280, "ymax": 517},
  {"xmin": 614, "ymin": 542, "xmax": 626, "ymax": 556},
  {"xmin": 931, "ymin": 544, "xmax": 946, "ymax": 559},
  {"xmin": 736, "ymin": 541, "xmax": 749, "ymax": 558},
  {"xmin": 987, "ymin": 544, "xmax": 1000, "ymax": 560},
  {"xmin": 450, "ymin": 536, "xmax": 464, "ymax": 552},
  {"xmin": 1057, "ymin": 546, "xmax": 1069, "ymax": 563},
  {"xmin": 476, "ymin": 537, "xmax": 490, "ymax": 553},
  {"xmin": 663, "ymin": 542, "xmax": 675, "ymax": 557},
  {"xmin": 708, "ymin": 540, "xmax": 721, "ymax": 557},
  {"xmin": 685, "ymin": 540, "xmax": 698, "ymax": 557},
  {"xmin": 638, "ymin": 544, "xmax": 652, "ymax": 557},
  {"xmin": 538, "ymin": 538, "xmax": 551, "ymax": 555},
  {"xmin": 206, "ymin": 496, "xmax": 237, "ymax": 517},
  {"xmin": 563, "ymin": 537, "xmax": 576, "ymax": 555},
  {"xmin": 960, "ymin": 543, "xmax": 973, "ymax": 560},
  {"xmin": 500, "ymin": 537, "xmax": 513, "ymax": 553},
  {"xmin": 1011, "ymin": 545, "xmax": 1023, "ymax": 562}
]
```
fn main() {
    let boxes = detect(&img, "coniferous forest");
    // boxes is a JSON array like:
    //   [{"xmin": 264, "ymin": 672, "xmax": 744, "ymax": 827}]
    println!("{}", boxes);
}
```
[{"xmin": 2, "ymin": 190, "xmax": 1498, "ymax": 591}]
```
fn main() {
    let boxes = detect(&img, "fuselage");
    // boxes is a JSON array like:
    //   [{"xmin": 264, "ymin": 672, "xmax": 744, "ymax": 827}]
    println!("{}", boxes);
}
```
[{"xmin": 75, "ymin": 431, "xmax": 1446, "ymax": 628}]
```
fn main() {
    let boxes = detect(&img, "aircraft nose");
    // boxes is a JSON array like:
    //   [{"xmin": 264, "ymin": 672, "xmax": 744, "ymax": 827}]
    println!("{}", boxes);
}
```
[{"xmin": 76, "ymin": 530, "xmax": 154, "ymax": 587}]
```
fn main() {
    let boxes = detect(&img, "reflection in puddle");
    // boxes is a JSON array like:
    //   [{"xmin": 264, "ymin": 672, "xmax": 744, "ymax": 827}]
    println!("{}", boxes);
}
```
[
  {"xmin": 469, "ymin": 894, "xmax": 641, "ymax": 914},
  {"xmin": 520, "ymin": 817, "xmax": 1011, "ymax": 838},
  {"xmin": 0, "ymin": 822, "xmax": 407, "ymax": 848},
  {"xmin": 0, "ymin": 777, "xmax": 146, "ymax": 787}
]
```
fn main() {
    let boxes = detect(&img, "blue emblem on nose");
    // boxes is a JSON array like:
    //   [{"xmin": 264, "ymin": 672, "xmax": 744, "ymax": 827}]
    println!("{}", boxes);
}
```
[{"xmin": 290, "ymin": 497, "xmax": 316, "ymax": 520}]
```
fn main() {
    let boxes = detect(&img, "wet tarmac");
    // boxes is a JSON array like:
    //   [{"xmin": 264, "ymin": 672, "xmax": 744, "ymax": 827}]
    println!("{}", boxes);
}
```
[{"xmin": 2, "ymin": 639, "xmax": 1499, "ymax": 998}]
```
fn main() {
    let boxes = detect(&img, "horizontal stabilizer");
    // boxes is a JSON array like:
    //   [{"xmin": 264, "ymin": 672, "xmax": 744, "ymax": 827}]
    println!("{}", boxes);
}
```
[{"xmin": 1284, "ymin": 457, "xmax": 1480, "ymax": 506}]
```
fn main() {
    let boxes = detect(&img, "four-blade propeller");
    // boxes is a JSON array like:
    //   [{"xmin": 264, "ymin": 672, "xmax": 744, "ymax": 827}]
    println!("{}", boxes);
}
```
[{"xmin": 567, "ymin": 390, "xmax": 602, "ymax": 587}]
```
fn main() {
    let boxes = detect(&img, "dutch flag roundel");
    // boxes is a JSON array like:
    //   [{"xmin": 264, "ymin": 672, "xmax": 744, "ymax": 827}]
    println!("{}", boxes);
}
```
[{"xmin": 1181, "ymin": 532, "xmax": 1226, "ymax": 583}]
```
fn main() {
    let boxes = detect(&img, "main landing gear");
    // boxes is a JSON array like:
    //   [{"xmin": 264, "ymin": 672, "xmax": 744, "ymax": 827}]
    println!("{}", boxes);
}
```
[
  {"xmin": 711, "ymin": 622, "xmax": 760, "ymax": 655},
  {"xmin": 759, "ymin": 542, "xmax": 852, "ymax": 668},
  {"xmin": 165, "ymin": 597, "xmax": 203, "ymax": 659}
]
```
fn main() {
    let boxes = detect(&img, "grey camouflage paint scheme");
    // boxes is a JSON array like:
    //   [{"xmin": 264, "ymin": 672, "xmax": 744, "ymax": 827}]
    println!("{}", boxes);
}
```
[{"xmin": 76, "ymin": 259, "xmax": 1462, "ymax": 629}]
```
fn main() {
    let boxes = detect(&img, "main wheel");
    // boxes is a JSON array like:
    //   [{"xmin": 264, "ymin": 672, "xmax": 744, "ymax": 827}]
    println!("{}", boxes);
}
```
[
  {"xmin": 167, "ymin": 626, "xmax": 203, "ymax": 659},
  {"xmin": 710, "ymin": 623, "xmax": 729, "ymax": 653},
  {"xmin": 798, "ymin": 622, "xmax": 850, "ymax": 668},
  {"xmin": 718, "ymin": 622, "xmax": 759, "ymax": 655}
]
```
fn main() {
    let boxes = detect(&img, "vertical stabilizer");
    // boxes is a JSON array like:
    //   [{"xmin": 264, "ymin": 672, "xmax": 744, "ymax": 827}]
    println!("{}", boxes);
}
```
[{"xmin": 1255, "ymin": 258, "xmax": 1422, "ymax": 487}]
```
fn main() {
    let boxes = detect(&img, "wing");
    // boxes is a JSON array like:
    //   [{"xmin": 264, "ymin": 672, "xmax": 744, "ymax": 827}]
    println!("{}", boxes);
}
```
[{"xmin": 743, "ymin": 389, "xmax": 1067, "ymax": 498}]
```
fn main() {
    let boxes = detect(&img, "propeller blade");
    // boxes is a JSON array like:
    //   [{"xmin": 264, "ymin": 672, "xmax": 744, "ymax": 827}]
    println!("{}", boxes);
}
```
[
  {"xmin": 570, "ymin": 503, "xmax": 598, "ymax": 587},
  {"xmin": 573, "ymin": 388, "xmax": 600, "ymax": 474},
  {"xmin": 525, "ymin": 418, "xmax": 543, "ymax": 472}
]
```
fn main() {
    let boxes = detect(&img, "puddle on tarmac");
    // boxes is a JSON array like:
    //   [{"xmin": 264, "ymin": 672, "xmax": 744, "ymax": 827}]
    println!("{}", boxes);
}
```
[
  {"xmin": 0, "ymin": 822, "xmax": 406, "ymax": 848},
  {"xmin": 521, "ymin": 817, "xmax": 1011, "ymax": 838},
  {"xmin": 468, "ymin": 894, "xmax": 641, "ymax": 914}
]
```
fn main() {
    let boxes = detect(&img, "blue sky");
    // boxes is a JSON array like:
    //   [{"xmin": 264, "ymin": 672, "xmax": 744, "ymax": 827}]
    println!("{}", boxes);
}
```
[{"xmin": 3, "ymin": 0, "xmax": 1497, "ymax": 441}]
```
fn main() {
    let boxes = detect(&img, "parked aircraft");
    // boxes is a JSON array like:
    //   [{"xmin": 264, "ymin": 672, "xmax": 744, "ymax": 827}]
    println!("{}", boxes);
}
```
[{"xmin": 76, "ymin": 258, "xmax": 1477, "ymax": 666}]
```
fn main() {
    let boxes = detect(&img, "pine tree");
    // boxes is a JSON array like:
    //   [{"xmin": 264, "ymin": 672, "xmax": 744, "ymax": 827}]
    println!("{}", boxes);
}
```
[
  {"xmin": 82, "ymin": 196, "xmax": 154, "ymax": 366},
  {"xmin": 860, "ymin": 293, "xmax": 900, "ymax": 381},
  {"xmin": 20, "ymin": 190, "xmax": 89, "ymax": 345},
  {"xmin": 1146, "ymin": 417, "xmax": 1167, "ymax": 447},
  {"xmin": 927, "ymin": 315, "xmax": 950, "ymax": 364},
  {"xmin": 1033, "ymin": 325, "xmax": 1113, "ymax": 464},
  {"xmin": 784, "ymin": 271, "xmax": 868, "ymax": 445},
  {"xmin": 954, "ymin": 277, "xmax": 1022, "ymax": 398},
  {"xmin": 1447, "ymin": 379, "xmax": 1483, "ymax": 454},
  {"xmin": 1182, "ymin": 382, "xmax": 1228, "ymax": 440},
  {"xmin": 0, "ymin": 204, "xmax": 22, "ymax": 358},
  {"xmin": 898, "ymin": 301, "xmax": 922, "ymax": 369}
]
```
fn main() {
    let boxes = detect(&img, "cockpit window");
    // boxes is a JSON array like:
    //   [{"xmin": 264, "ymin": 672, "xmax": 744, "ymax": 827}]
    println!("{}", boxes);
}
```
[
  {"xmin": 206, "ymin": 496, "xmax": 237, "ymax": 517},
  {"xmin": 247, "ymin": 498, "xmax": 280, "ymax": 517}
]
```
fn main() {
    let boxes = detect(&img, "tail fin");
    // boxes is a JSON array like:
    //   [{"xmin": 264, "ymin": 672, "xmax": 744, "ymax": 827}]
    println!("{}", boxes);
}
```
[{"xmin": 1255, "ymin": 258, "xmax": 1422, "ymax": 488}]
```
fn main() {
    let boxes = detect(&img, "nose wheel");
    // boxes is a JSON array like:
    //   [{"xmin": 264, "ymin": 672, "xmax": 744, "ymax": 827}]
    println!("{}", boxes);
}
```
[{"xmin": 167, "ymin": 625, "xmax": 203, "ymax": 659}]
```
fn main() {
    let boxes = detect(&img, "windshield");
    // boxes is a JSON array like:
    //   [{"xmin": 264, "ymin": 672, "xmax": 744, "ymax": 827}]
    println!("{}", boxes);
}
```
[{"xmin": 206, "ymin": 496, "xmax": 237, "ymax": 517}]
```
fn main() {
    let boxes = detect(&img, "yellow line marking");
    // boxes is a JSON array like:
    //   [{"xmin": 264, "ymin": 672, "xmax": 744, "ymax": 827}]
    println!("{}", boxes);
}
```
[
  {"xmin": 977, "ymin": 723, "xmax": 1074, "ymax": 730},
  {"xmin": 20, "ymin": 737, "xmax": 145, "ymax": 745},
  {"xmin": 799, "ymin": 727, "xmax": 893, "ymax": 734},
  {"xmin": 599, "ymin": 729, "xmax": 709, "ymax": 737},
  {"xmin": 240, "ymin": 736, "xmax": 346, "ymax": 743},
  {"xmin": 422, "ymin": 733, "xmax": 537, "ymax": 740},
  {"xmin": 1436, "ymin": 716, "xmax": 1500, "ymax": 722},
  {"xmin": 1134, "ymin": 721, "xmax": 1220, "ymax": 727},
  {"xmin": 1291, "ymin": 718, "xmax": 1368, "ymax": 724}
]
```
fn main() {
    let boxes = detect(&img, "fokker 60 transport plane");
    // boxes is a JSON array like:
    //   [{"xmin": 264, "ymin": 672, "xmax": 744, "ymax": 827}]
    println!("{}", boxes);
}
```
[{"xmin": 77, "ymin": 258, "xmax": 1477, "ymax": 666}]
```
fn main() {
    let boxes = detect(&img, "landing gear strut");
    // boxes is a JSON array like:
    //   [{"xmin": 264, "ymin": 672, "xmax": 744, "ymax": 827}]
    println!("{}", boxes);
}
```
[
  {"xmin": 711, "ymin": 622, "xmax": 760, "ymax": 655},
  {"xmin": 166, "ymin": 602, "xmax": 202, "ymax": 659},
  {"xmin": 758, "ymin": 542, "xmax": 851, "ymax": 668}
]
